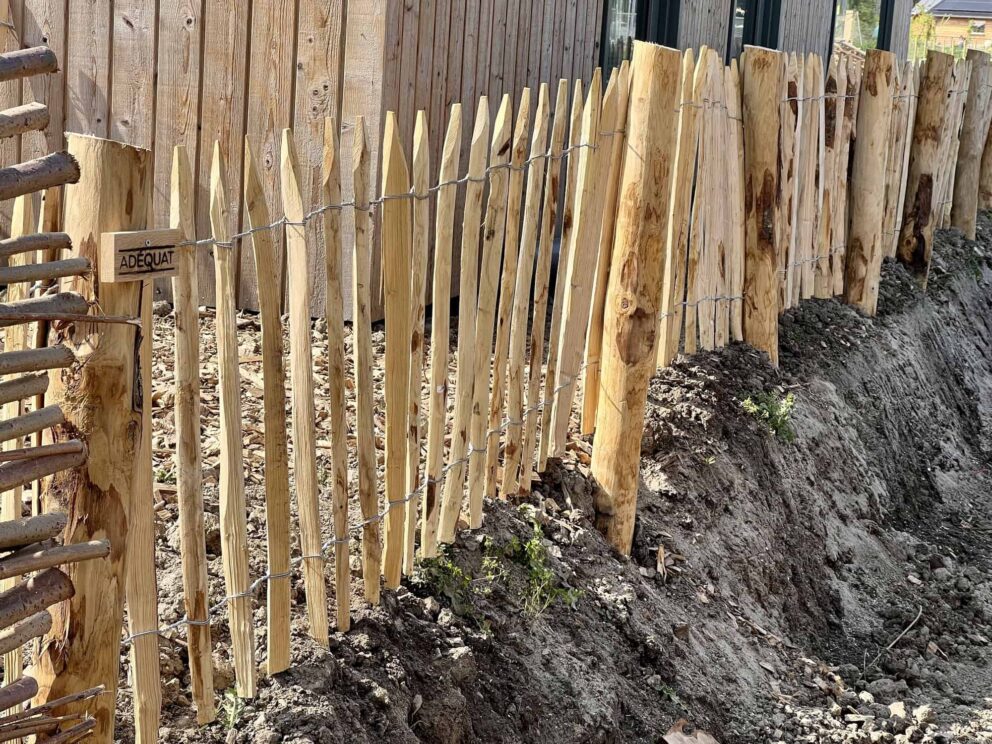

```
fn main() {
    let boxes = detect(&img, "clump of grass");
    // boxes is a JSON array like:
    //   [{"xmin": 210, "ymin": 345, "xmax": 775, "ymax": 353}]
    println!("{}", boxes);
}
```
[{"xmin": 741, "ymin": 391, "xmax": 796, "ymax": 443}]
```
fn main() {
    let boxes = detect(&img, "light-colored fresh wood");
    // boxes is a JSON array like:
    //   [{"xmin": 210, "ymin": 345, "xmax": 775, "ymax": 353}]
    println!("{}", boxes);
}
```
[
  {"xmin": 548, "ymin": 69, "xmax": 607, "ymax": 457},
  {"xmin": 844, "ymin": 49, "xmax": 895, "ymax": 316},
  {"xmin": 882, "ymin": 62, "xmax": 908, "ymax": 259},
  {"xmin": 582, "ymin": 62, "xmax": 630, "ymax": 433},
  {"xmin": 111, "ymin": 0, "xmax": 156, "ymax": 150},
  {"xmin": 591, "ymin": 41, "xmax": 681, "ymax": 557},
  {"xmin": 97, "ymin": 229, "xmax": 180, "ymax": 283},
  {"xmin": 423, "ymin": 104, "xmax": 462, "ymax": 557},
  {"xmin": 659, "ymin": 50, "xmax": 703, "ymax": 367},
  {"xmin": 538, "ymin": 80, "xmax": 583, "ymax": 472},
  {"xmin": 898, "ymin": 51, "xmax": 955, "ymax": 287},
  {"xmin": 833, "ymin": 56, "xmax": 857, "ymax": 297},
  {"xmin": 31, "ymin": 133, "xmax": 148, "ymax": 743},
  {"xmin": 404, "ymin": 111, "xmax": 430, "ymax": 576},
  {"xmin": 486, "ymin": 89, "xmax": 531, "ymax": 502},
  {"xmin": 320, "ymin": 118, "xmax": 351, "ymax": 628},
  {"xmin": 981, "ymin": 106, "xmax": 992, "ymax": 210},
  {"xmin": 280, "ymin": 130, "xmax": 331, "ymax": 641},
  {"xmin": 950, "ymin": 50, "xmax": 992, "ymax": 240},
  {"xmin": 380, "ymin": 112, "xmax": 413, "ymax": 589},
  {"xmin": 741, "ymin": 46, "xmax": 784, "ymax": 368},
  {"xmin": 243, "ymin": 141, "xmax": 292, "ymax": 671},
  {"xmin": 351, "ymin": 117, "xmax": 381, "ymax": 603},
  {"xmin": 727, "ymin": 59, "xmax": 746, "ymax": 341},
  {"xmin": 438, "ymin": 98, "xmax": 489, "ymax": 544},
  {"xmin": 502, "ymin": 85, "xmax": 550, "ymax": 496},
  {"xmin": 208, "ymin": 143, "xmax": 258, "ymax": 697},
  {"xmin": 467, "ymin": 95, "xmax": 513, "ymax": 529},
  {"xmin": 814, "ymin": 54, "xmax": 839, "ymax": 299},
  {"xmin": 168, "ymin": 145, "xmax": 214, "ymax": 723},
  {"xmin": 782, "ymin": 53, "xmax": 802, "ymax": 309},
  {"xmin": 893, "ymin": 62, "xmax": 918, "ymax": 260}
]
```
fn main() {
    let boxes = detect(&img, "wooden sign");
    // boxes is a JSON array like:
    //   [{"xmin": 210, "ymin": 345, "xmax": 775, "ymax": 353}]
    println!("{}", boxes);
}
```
[{"xmin": 99, "ymin": 227, "xmax": 183, "ymax": 283}]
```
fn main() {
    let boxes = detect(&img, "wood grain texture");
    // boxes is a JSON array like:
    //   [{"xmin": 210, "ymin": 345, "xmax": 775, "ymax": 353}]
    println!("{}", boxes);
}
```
[
  {"xmin": 950, "ymin": 50, "xmax": 992, "ymax": 240},
  {"xmin": 19, "ymin": 0, "xmax": 67, "ymax": 162},
  {"xmin": 65, "ymin": 0, "xmax": 110, "ymax": 138}
]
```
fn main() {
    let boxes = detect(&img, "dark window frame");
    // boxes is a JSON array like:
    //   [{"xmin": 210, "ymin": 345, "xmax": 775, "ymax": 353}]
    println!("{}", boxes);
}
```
[
  {"xmin": 726, "ymin": 0, "xmax": 783, "ymax": 59},
  {"xmin": 598, "ymin": 0, "xmax": 679, "ymax": 66},
  {"xmin": 830, "ymin": 0, "xmax": 899, "ymax": 54}
]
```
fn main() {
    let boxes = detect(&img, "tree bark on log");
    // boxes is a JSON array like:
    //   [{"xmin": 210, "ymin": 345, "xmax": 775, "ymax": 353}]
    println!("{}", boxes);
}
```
[
  {"xmin": 0, "ymin": 678, "xmax": 37, "ymax": 713},
  {"xmin": 0, "ymin": 233, "xmax": 71, "ymax": 260},
  {"xmin": 0, "ymin": 293, "xmax": 90, "ymax": 327},
  {"xmin": 0, "ymin": 569, "xmax": 73, "ymax": 631},
  {"xmin": 0, "ymin": 102, "xmax": 48, "ymax": 140},
  {"xmin": 0, "ymin": 405, "xmax": 65, "ymax": 444},
  {"xmin": 0, "ymin": 152, "xmax": 80, "ymax": 203},
  {"xmin": 0, "ymin": 47, "xmax": 58, "ymax": 83},
  {"xmin": 0, "ymin": 514, "xmax": 67, "ymax": 550},
  {"xmin": 0, "ymin": 375, "xmax": 48, "ymax": 408},
  {"xmin": 0, "ymin": 450, "xmax": 87, "ymax": 492},
  {"xmin": 0, "ymin": 346, "xmax": 74, "ymax": 375},
  {"xmin": 0, "ymin": 257, "xmax": 89, "ymax": 285},
  {"xmin": 30, "ymin": 133, "xmax": 149, "ymax": 744},
  {"xmin": 0, "ymin": 441, "xmax": 84, "ymax": 463},
  {"xmin": 0, "ymin": 611, "xmax": 52, "ymax": 656}
]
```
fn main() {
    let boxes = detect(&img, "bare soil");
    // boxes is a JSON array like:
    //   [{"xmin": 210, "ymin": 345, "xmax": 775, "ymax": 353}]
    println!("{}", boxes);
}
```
[{"xmin": 117, "ymin": 213, "xmax": 992, "ymax": 743}]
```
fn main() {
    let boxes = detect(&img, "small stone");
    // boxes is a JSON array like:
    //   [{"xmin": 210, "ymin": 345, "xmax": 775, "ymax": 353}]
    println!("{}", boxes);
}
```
[
  {"xmin": 423, "ymin": 596, "xmax": 441, "ymax": 618},
  {"xmin": 859, "ymin": 691, "xmax": 876, "ymax": 705},
  {"xmin": 437, "ymin": 608, "xmax": 455, "ymax": 627},
  {"xmin": 672, "ymin": 622, "xmax": 690, "ymax": 641},
  {"xmin": 446, "ymin": 646, "xmax": 477, "ymax": 684},
  {"xmin": 911, "ymin": 704, "xmax": 934, "ymax": 724},
  {"xmin": 889, "ymin": 701, "xmax": 907, "ymax": 719},
  {"xmin": 153, "ymin": 300, "xmax": 172, "ymax": 317}
]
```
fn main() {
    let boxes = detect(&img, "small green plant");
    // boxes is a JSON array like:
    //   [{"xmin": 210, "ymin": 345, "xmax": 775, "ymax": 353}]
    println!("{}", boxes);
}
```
[
  {"xmin": 498, "ymin": 521, "xmax": 582, "ymax": 616},
  {"xmin": 742, "ymin": 391, "xmax": 796, "ymax": 443},
  {"xmin": 154, "ymin": 466, "xmax": 176, "ymax": 485},
  {"xmin": 221, "ymin": 687, "xmax": 244, "ymax": 730},
  {"xmin": 415, "ymin": 548, "xmax": 475, "ymax": 616}
]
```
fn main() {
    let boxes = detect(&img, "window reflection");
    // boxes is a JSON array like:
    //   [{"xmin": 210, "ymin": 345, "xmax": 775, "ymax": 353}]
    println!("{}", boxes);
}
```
[
  {"xmin": 729, "ymin": 0, "xmax": 748, "ymax": 59},
  {"xmin": 835, "ymin": 0, "xmax": 884, "ymax": 49},
  {"xmin": 603, "ymin": 0, "xmax": 638, "ymax": 71}
]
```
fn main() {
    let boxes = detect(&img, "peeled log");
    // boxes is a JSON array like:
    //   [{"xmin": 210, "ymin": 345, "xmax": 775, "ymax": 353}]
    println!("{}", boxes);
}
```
[
  {"xmin": 0, "ymin": 102, "xmax": 49, "ymax": 140},
  {"xmin": 31, "ymin": 133, "xmax": 149, "ymax": 744},
  {"xmin": 0, "ymin": 233, "xmax": 72, "ymax": 260},
  {"xmin": 0, "ymin": 514, "xmax": 67, "ymax": 551},
  {"xmin": 0, "ymin": 569, "xmax": 74, "ymax": 632},
  {"xmin": 0, "ymin": 152, "xmax": 80, "ymax": 203},
  {"xmin": 0, "ymin": 47, "xmax": 58, "ymax": 83}
]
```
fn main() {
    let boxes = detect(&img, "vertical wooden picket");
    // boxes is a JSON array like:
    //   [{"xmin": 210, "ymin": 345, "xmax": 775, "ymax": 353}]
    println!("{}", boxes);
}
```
[
  {"xmin": 242, "ymin": 141, "xmax": 292, "ymax": 671},
  {"xmin": 170, "ymin": 145, "xmax": 215, "ymax": 722},
  {"xmin": 405, "ymin": 111, "xmax": 430, "ymax": 575},
  {"xmin": 582, "ymin": 61, "xmax": 631, "ymax": 434},
  {"xmin": 280, "ymin": 130, "xmax": 330, "ymax": 644},
  {"xmin": 503, "ymin": 84, "xmax": 550, "ymax": 496},
  {"xmin": 467, "ymin": 95, "xmax": 512, "ymax": 528},
  {"xmin": 814, "ymin": 54, "xmax": 840, "ymax": 299},
  {"xmin": 423, "ymin": 104, "xmax": 463, "ymax": 557},
  {"xmin": 833, "ymin": 56, "xmax": 857, "ymax": 297},
  {"xmin": 726, "ymin": 60, "xmax": 746, "ymax": 342},
  {"xmin": 783, "ymin": 53, "xmax": 803, "ymax": 309},
  {"xmin": 950, "ymin": 50, "xmax": 992, "ymax": 240},
  {"xmin": 741, "ymin": 46, "xmax": 783, "ymax": 368},
  {"xmin": 208, "ymin": 143, "xmax": 257, "ymax": 697},
  {"xmin": 438, "ymin": 98, "xmax": 489, "ymax": 544},
  {"xmin": 321, "ymin": 118, "xmax": 351, "ymax": 629},
  {"xmin": 486, "ymin": 89, "xmax": 531, "ymax": 502},
  {"xmin": 351, "ymin": 117, "xmax": 381, "ymax": 604},
  {"xmin": 892, "ymin": 62, "xmax": 918, "ymax": 261},
  {"xmin": 519, "ymin": 80, "xmax": 569, "ymax": 494},
  {"xmin": 538, "ymin": 80, "xmax": 583, "ymax": 473},
  {"xmin": 380, "ymin": 113, "xmax": 413, "ymax": 588}
]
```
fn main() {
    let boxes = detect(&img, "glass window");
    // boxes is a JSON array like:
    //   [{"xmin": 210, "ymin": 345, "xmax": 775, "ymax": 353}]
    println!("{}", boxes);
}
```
[
  {"xmin": 603, "ymin": 0, "xmax": 638, "ymax": 71},
  {"xmin": 834, "ymin": 0, "xmax": 886, "ymax": 50},
  {"xmin": 729, "ymin": 0, "xmax": 748, "ymax": 59}
]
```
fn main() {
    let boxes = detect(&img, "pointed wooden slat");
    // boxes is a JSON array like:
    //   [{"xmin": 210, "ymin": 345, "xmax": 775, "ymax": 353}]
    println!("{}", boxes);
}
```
[
  {"xmin": 404, "ymin": 111, "xmax": 430, "ymax": 576},
  {"xmin": 582, "ymin": 63, "xmax": 630, "ymax": 433},
  {"xmin": 503, "ymin": 85, "xmax": 550, "ymax": 496},
  {"xmin": 380, "ymin": 113, "xmax": 413, "ymax": 589},
  {"xmin": 485, "ymin": 88, "xmax": 531, "ymax": 502},
  {"xmin": 833, "ymin": 56, "xmax": 857, "ymax": 297},
  {"xmin": 726, "ymin": 59, "xmax": 746, "ymax": 342},
  {"xmin": 519, "ymin": 80, "xmax": 569, "ymax": 494},
  {"xmin": 243, "ymin": 140, "xmax": 292, "ymax": 671},
  {"xmin": 438, "ymin": 98, "xmax": 489, "ymax": 544},
  {"xmin": 280, "ymin": 130, "xmax": 331, "ymax": 641},
  {"xmin": 950, "ymin": 50, "xmax": 992, "ymax": 240},
  {"xmin": 351, "ymin": 117, "xmax": 381, "ymax": 601},
  {"xmin": 466, "ymin": 94, "xmax": 513, "ymax": 529},
  {"xmin": 208, "ymin": 142, "xmax": 258, "ymax": 696},
  {"xmin": 320, "ymin": 118, "xmax": 351, "ymax": 627},
  {"xmin": 815, "ymin": 54, "xmax": 840, "ymax": 298}
]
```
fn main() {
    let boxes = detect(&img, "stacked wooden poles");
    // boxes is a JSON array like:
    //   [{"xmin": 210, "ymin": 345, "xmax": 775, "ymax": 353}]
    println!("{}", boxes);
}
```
[
  {"xmin": 380, "ymin": 112, "xmax": 413, "ymax": 588},
  {"xmin": 422, "ymin": 104, "xmax": 462, "ymax": 557},
  {"xmin": 170, "ymin": 146, "xmax": 215, "ymax": 720},
  {"xmin": 741, "ymin": 46, "xmax": 784, "ymax": 367},
  {"xmin": 321, "ymin": 119, "xmax": 351, "ymax": 628},
  {"xmin": 207, "ymin": 144, "xmax": 259, "ymax": 695},
  {"xmin": 582, "ymin": 62, "xmax": 631, "ymax": 435},
  {"xmin": 466, "ymin": 95, "xmax": 511, "ymax": 529},
  {"xmin": 518, "ymin": 80, "xmax": 569, "ymax": 494},
  {"xmin": 898, "ymin": 50, "xmax": 955, "ymax": 288},
  {"xmin": 31, "ymin": 134, "xmax": 147, "ymax": 742},
  {"xmin": 351, "ymin": 117, "xmax": 382, "ymax": 602},
  {"xmin": 844, "ymin": 49, "xmax": 896, "ymax": 316},
  {"xmin": 590, "ymin": 40, "xmax": 681, "ymax": 556},
  {"xmin": 280, "ymin": 131, "xmax": 331, "ymax": 637},
  {"xmin": 243, "ymin": 141, "xmax": 293, "ymax": 669},
  {"xmin": 502, "ymin": 85, "xmax": 551, "ymax": 496},
  {"xmin": 950, "ymin": 50, "xmax": 992, "ymax": 240}
]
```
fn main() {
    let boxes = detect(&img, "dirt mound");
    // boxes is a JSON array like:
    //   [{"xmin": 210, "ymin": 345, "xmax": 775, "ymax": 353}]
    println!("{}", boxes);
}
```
[{"xmin": 128, "ymin": 213, "xmax": 992, "ymax": 744}]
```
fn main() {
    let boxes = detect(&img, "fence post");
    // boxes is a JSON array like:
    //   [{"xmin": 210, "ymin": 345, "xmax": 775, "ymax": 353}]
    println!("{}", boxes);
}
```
[
  {"xmin": 31, "ymin": 133, "xmax": 148, "ymax": 743},
  {"xmin": 844, "ymin": 49, "xmax": 896, "ymax": 316},
  {"xmin": 981, "ymin": 117, "xmax": 992, "ymax": 211},
  {"xmin": 950, "ymin": 50, "xmax": 992, "ymax": 240},
  {"xmin": 898, "ymin": 50, "xmax": 954, "ymax": 287},
  {"xmin": 590, "ymin": 40, "xmax": 681, "ymax": 556},
  {"xmin": 741, "ymin": 46, "xmax": 784, "ymax": 367}
]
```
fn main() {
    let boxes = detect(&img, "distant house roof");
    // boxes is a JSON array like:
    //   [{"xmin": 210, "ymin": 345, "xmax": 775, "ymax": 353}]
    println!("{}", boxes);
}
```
[{"xmin": 914, "ymin": 0, "xmax": 992, "ymax": 18}]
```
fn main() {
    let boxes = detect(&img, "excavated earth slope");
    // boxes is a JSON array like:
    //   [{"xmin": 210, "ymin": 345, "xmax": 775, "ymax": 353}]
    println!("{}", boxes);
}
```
[{"xmin": 130, "ymin": 213, "xmax": 992, "ymax": 743}]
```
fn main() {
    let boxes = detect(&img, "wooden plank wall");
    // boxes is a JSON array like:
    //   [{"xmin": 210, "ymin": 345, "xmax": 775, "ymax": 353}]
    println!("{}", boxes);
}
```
[
  {"xmin": 888, "ymin": 0, "xmax": 913, "ymax": 60},
  {"xmin": 779, "ymin": 0, "xmax": 835, "ymax": 60},
  {"xmin": 678, "ymin": 0, "xmax": 732, "ymax": 58},
  {"xmin": 10, "ymin": 0, "xmax": 606, "ymax": 316}
]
